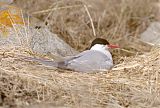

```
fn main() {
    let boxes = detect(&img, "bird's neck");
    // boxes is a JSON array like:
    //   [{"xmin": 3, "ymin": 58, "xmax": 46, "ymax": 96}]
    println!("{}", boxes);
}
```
[{"xmin": 90, "ymin": 47, "xmax": 112, "ymax": 60}]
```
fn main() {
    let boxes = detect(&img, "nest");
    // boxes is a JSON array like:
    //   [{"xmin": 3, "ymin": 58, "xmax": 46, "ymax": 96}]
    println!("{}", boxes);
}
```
[{"xmin": 0, "ymin": 46, "xmax": 160, "ymax": 108}]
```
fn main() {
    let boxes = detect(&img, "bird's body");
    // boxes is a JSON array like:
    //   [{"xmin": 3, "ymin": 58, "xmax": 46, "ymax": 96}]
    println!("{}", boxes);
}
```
[
  {"xmin": 58, "ymin": 49, "xmax": 113, "ymax": 72},
  {"xmin": 24, "ymin": 38, "xmax": 119, "ymax": 72}
]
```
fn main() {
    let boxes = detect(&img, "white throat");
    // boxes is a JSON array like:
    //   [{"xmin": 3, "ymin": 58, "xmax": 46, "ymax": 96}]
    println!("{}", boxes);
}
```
[{"xmin": 90, "ymin": 44, "xmax": 113, "ymax": 60}]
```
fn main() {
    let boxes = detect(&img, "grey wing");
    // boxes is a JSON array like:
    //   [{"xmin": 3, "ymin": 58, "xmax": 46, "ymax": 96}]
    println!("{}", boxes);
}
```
[
  {"xmin": 21, "ymin": 51, "xmax": 87, "ymax": 68},
  {"xmin": 56, "ymin": 50, "xmax": 91, "ymax": 69},
  {"xmin": 65, "ymin": 50, "xmax": 113, "ymax": 72},
  {"xmin": 22, "ymin": 50, "xmax": 113, "ymax": 72}
]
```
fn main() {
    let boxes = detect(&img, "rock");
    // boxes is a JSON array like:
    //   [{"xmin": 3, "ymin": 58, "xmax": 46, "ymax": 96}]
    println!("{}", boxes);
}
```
[
  {"xmin": 0, "ymin": 3, "xmax": 77, "ymax": 57},
  {"xmin": 0, "ymin": 0, "xmax": 13, "ymax": 4},
  {"xmin": 140, "ymin": 22, "xmax": 160, "ymax": 45},
  {"xmin": 0, "ymin": 25, "xmax": 78, "ymax": 57},
  {"xmin": 29, "ymin": 27, "xmax": 78, "ymax": 56}
]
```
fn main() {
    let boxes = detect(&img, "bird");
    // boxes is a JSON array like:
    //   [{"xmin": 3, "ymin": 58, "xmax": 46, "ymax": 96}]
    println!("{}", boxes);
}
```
[{"xmin": 23, "ymin": 38, "xmax": 119, "ymax": 72}]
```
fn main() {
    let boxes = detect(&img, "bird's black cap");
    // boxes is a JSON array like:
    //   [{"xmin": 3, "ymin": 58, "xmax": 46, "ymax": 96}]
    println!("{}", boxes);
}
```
[{"xmin": 90, "ymin": 38, "xmax": 109, "ymax": 48}]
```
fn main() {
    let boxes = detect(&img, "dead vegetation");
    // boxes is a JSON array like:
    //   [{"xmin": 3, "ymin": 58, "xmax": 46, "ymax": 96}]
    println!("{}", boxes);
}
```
[
  {"xmin": 13, "ymin": 0, "xmax": 157, "ymax": 62},
  {"xmin": 14, "ymin": 0, "xmax": 157, "ymax": 50},
  {"xmin": 0, "ymin": 0, "xmax": 160, "ymax": 108},
  {"xmin": 0, "ymin": 46, "xmax": 160, "ymax": 108}
]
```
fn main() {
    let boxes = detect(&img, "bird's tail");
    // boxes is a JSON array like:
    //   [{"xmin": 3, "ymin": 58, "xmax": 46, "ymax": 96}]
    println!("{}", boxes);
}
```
[{"xmin": 21, "ymin": 56, "xmax": 58, "ymax": 67}]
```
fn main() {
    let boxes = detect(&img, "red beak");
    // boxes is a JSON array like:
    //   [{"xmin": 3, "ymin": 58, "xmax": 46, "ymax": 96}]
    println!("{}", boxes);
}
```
[{"xmin": 107, "ymin": 44, "xmax": 120, "ymax": 49}]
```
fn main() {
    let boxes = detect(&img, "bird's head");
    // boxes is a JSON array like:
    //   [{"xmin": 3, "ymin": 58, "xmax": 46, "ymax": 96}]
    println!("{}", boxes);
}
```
[{"xmin": 90, "ymin": 38, "xmax": 119, "ymax": 51}]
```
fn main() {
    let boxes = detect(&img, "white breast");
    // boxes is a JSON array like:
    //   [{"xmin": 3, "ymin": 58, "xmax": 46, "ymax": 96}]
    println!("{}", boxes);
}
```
[{"xmin": 90, "ymin": 44, "xmax": 113, "ymax": 61}]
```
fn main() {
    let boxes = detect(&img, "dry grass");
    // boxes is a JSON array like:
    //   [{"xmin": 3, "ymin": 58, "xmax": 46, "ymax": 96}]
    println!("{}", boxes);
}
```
[
  {"xmin": 0, "ymin": 0, "xmax": 160, "ymax": 108},
  {"xmin": 0, "ymin": 46, "xmax": 160, "ymax": 108},
  {"xmin": 14, "ymin": 0, "xmax": 157, "ymax": 50},
  {"xmin": 13, "ymin": 0, "xmax": 157, "ymax": 62}
]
